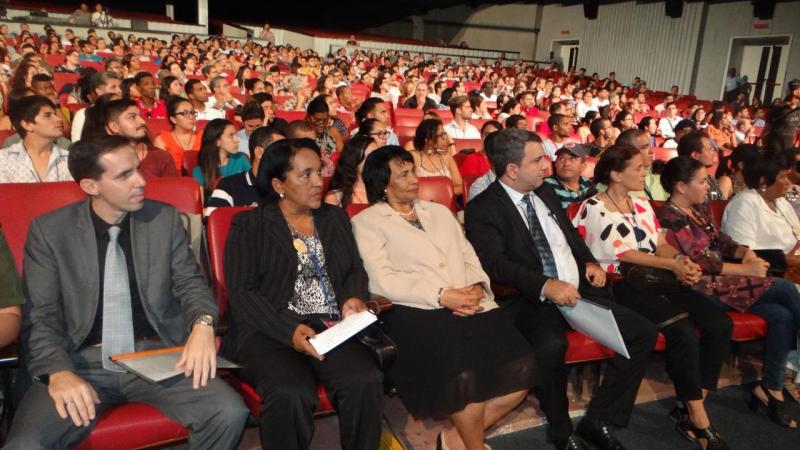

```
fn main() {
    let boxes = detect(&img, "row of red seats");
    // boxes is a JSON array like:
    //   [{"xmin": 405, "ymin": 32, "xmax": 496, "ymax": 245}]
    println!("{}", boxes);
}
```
[{"xmin": 0, "ymin": 177, "xmax": 767, "ymax": 448}]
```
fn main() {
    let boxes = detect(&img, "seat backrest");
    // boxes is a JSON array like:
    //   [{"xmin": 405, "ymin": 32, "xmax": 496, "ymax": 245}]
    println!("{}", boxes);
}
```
[
  {"xmin": 182, "ymin": 151, "xmax": 199, "ymax": 177},
  {"xmin": 707, "ymin": 200, "xmax": 728, "ymax": 229},
  {"xmin": 418, "ymin": 176, "xmax": 456, "ymax": 213},
  {"xmin": 144, "ymin": 177, "xmax": 203, "ymax": 215},
  {"xmin": 394, "ymin": 108, "xmax": 423, "ymax": 118},
  {"xmin": 0, "ymin": 182, "xmax": 86, "ymax": 273},
  {"xmin": 275, "ymin": 111, "xmax": 307, "ymax": 122},
  {"xmin": 53, "ymin": 73, "xmax": 80, "ymax": 94},
  {"xmin": 453, "ymin": 139, "xmax": 483, "ymax": 154},
  {"xmin": 462, "ymin": 173, "xmax": 481, "ymax": 205},
  {"xmin": 206, "ymin": 207, "xmax": 255, "ymax": 315},
  {"xmin": 146, "ymin": 119, "xmax": 172, "ymax": 140},
  {"xmin": 653, "ymin": 147, "xmax": 677, "ymax": 162},
  {"xmin": 395, "ymin": 115, "xmax": 422, "ymax": 128},
  {"xmin": 345, "ymin": 203, "xmax": 370, "ymax": 218},
  {"xmin": 0, "ymin": 130, "xmax": 17, "ymax": 143}
]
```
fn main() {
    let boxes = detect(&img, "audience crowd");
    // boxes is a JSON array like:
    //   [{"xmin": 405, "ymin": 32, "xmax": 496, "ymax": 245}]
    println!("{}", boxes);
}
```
[{"xmin": 0, "ymin": 17, "xmax": 800, "ymax": 450}]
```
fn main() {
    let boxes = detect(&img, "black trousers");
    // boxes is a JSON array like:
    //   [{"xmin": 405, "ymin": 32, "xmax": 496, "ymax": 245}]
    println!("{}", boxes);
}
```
[
  {"xmin": 614, "ymin": 282, "xmax": 733, "ymax": 401},
  {"xmin": 500, "ymin": 297, "xmax": 657, "ymax": 442},
  {"xmin": 238, "ymin": 333, "xmax": 383, "ymax": 450}
]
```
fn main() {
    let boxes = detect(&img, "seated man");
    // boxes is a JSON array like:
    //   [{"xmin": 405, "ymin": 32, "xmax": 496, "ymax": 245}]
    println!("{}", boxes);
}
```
[
  {"xmin": 134, "ymin": 72, "xmax": 167, "ymax": 120},
  {"xmin": 542, "ymin": 113, "xmax": 572, "ymax": 160},
  {"xmin": 544, "ymin": 143, "xmax": 597, "ymax": 209},
  {"xmin": 444, "ymin": 95, "xmax": 481, "ymax": 139},
  {"xmin": 0, "ymin": 95, "xmax": 72, "ymax": 183},
  {"xmin": 207, "ymin": 126, "xmax": 285, "ymax": 213},
  {"xmin": 0, "ymin": 229, "xmax": 22, "ymax": 348},
  {"xmin": 235, "ymin": 102, "xmax": 266, "ymax": 157},
  {"xmin": 678, "ymin": 130, "xmax": 724, "ymax": 200},
  {"xmin": 662, "ymin": 119, "xmax": 696, "ymax": 149},
  {"xmin": 5, "ymin": 135, "xmax": 248, "ymax": 449},
  {"xmin": 465, "ymin": 128, "xmax": 656, "ymax": 450}
]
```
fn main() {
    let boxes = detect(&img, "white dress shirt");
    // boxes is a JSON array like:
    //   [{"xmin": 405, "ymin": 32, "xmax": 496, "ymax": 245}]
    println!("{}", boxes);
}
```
[
  {"xmin": 444, "ymin": 120, "xmax": 481, "ymax": 140},
  {"xmin": 196, "ymin": 106, "xmax": 225, "ymax": 121},
  {"xmin": 0, "ymin": 141, "xmax": 73, "ymax": 183},
  {"xmin": 658, "ymin": 116, "xmax": 682, "ymax": 139},
  {"xmin": 722, "ymin": 189, "xmax": 800, "ymax": 254},
  {"xmin": 498, "ymin": 180, "xmax": 581, "ymax": 299},
  {"xmin": 541, "ymin": 138, "xmax": 563, "ymax": 160}
]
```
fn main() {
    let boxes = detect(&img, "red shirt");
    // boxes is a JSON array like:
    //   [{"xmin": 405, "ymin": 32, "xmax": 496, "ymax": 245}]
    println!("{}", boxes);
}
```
[
  {"xmin": 136, "ymin": 98, "xmax": 168, "ymax": 120},
  {"xmin": 521, "ymin": 106, "xmax": 540, "ymax": 118}
]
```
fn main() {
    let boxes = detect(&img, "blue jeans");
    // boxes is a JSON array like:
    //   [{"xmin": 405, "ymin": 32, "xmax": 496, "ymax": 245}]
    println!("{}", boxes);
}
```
[{"xmin": 748, "ymin": 279, "xmax": 800, "ymax": 390}]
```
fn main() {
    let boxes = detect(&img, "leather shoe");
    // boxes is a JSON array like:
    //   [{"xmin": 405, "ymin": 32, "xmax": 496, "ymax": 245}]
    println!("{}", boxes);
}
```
[
  {"xmin": 553, "ymin": 434, "xmax": 588, "ymax": 450},
  {"xmin": 576, "ymin": 419, "xmax": 627, "ymax": 450}
]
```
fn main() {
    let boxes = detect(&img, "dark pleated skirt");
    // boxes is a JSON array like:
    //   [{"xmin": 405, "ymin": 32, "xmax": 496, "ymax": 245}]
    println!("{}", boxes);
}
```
[{"xmin": 381, "ymin": 304, "xmax": 538, "ymax": 419}]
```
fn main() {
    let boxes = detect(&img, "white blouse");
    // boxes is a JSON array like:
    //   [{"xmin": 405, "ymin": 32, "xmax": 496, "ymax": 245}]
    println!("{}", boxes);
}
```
[{"xmin": 721, "ymin": 189, "xmax": 800, "ymax": 254}]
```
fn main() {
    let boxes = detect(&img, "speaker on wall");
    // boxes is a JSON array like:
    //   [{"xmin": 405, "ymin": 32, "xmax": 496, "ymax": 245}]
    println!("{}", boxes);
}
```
[
  {"xmin": 665, "ymin": 0, "xmax": 684, "ymax": 18},
  {"xmin": 583, "ymin": 0, "xmax": 598, "ymax": 19},
  {"xmin": 753, "ymin": 0, "xmax": 776, "ymax": 20}
]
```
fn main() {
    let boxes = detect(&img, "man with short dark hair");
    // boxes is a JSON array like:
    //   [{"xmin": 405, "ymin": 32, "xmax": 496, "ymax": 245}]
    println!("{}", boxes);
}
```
[
  {"xmin": 103, "ymin": 98, "xmax": 176, "ymax": 178},
  {"xmin": 235, "ymin": 102, "xmax": 266, "ymax": 156},
  {"xmin": 444, "ymin": 95, "xmax": 480, "ymax": 139},
  {"xmin": 658, "ymin": 102, "xmax": 682, "ymax": 139},
  {"xmin": 185, "ymin": 79, "xmax": 224, "ymax": 121},
  {"xmin": 4, "ymin": 135, "xmax": 248, "ymax": 449},
  {"xmin": 678, "ymin": 131, "xmax": 724, "ymax": 200},
  {"xmin": 543, "ymin": 113, "xmax": 571, "ymax": 160},
  {"xmin": 519, "ymin": 91, "xmax": 539, "ymax": 117},
  {"xmin": 465, "ymin": 128, "xmax": 656, "ymax": 450},
  {"xmin": 354, "ymin": 97, "xmax": 399, "ymax": 145},
  {"xmin": 0, "ymin": 95, "xmax": 71, "ymax": 183},
  {"xmin": 207, "ymin": 126, "xmax": 286, "ymax": 213},
  {"xmin": 588, "ymin": 118, "xmax": 613, "ymax": 156},
  {"xmin": 663, "ymin": 119, "xmax": 697, "ymax": 148},
  {"xmin": 544, "ymin": 143, "xmax": 597, "ymax": 209},
  {"xmin": 134, "ymin": 72, "xmax": 167, "ymax": 120}
]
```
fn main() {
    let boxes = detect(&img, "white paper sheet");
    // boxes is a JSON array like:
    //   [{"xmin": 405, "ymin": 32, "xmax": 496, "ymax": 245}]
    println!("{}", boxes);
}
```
[
  {"xmin": 309, "ymin": 311, "xmax": 377, "ymax": 355},
  {"xmin": 558, "ymin": 298, "xmax": 630, "ymax": 359}
]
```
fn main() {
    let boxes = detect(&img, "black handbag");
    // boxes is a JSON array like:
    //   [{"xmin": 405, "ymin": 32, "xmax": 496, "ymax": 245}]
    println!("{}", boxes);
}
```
[
  {"xmin": 754, "ymin": 249, "xmax": 788, "ymax": 278},
  {"xmin": 356, "ymin": 324, "xmax": 397, "ymax": 372},
  {"xmin": 618, "ymin": 261, "xmax": 685, "ymax": 294}
]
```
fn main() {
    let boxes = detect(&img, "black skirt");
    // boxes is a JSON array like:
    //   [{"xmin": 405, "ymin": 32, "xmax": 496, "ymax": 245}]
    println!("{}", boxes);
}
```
[{"xmin": 382, "ymin": 304, "xmax": 538, "ymax": 419}]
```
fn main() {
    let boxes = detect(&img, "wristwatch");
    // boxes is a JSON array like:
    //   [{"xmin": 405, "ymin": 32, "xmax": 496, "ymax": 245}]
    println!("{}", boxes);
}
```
[{"xmin": 192, "ymin": 314, "xmax": 215, "ymax": 328}]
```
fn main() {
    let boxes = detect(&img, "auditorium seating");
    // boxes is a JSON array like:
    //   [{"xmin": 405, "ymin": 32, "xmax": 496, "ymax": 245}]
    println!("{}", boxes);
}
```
[
  {"xmin": 417, "ymin": 176, "xmax": 457, "ymax": 213},
  {"xmin": 653, "ymin": 147, "xmax": 678, "ymax": 162},
  {"xmin": 205, "ymin": 207, "xmax": 336, "ymax": 418},
  {"xmin": 145, "ymin": 119, "xmax": 172, "ymax": 141},
  {"xmin": 182, "ymin": 151, "xmax": 200, "ymax": 177},
  {"xmin": 0, "ymin": 179, "xmax": 206, "ymax": 449},
  {"xmin": 275, "ymin": 110, "xmax": 308, "ymax": 122}
]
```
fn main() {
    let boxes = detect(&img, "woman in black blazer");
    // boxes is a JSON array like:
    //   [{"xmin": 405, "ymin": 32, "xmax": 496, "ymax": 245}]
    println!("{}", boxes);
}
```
[{"xmin": 224, "ymin": 138, "xmax": 383, "ymax": 450}]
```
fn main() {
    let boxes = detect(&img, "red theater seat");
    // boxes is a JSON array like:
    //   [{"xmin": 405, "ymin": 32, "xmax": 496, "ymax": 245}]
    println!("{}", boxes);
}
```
[
  {"xmin": 453, "ymin": 139, "xmax": 483, "ymax": 154},
  {"xmin": 182, "ymin": 151, "xmax": 199, "ymax": 177},
  {"xmin": 653, "ymin": 147, "xmax": 677, "ymax": 162},
  {"xmin": 417, "ymin": 176, "xmax": 456, "ymax": 213},
  {"xmin": 146, "ymin": 119, "xmax": 172, "ymax": 140},
  {"xmin": 205, "ymin": 207, "xmax": 336, "ymax": 417},
  {"xmin": 395, "ymin": 115, "xmax": 422, "ymax": 128},
  {"xmin": 0, "ymin": 129, "xmax": 17, "ymax": 143},
  {"xmin": 54, "ymin": 73, "xmax": 80, "ymax": 94},
  {"xmin": 0, "ymin": 180, "xmax": 202, "ymax": 448},
  {"xmin": 345, "ymin": 203, "xmax": 370, "ymax": 218},
  {"xmin": 275, "ymin": 111, "xmax": 307, "ymax": 122}
]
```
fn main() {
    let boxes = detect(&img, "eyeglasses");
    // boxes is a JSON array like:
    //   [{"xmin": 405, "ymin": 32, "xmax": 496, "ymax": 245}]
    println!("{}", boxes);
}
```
[{"xmin": 174, "ymin": 110, "xmax": 198, "ymax": 118}]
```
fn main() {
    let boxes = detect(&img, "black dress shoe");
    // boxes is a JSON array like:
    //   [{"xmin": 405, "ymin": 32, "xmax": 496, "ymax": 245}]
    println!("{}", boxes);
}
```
[
  {"xmin": 553, "ymin": 434, "xmax": 589, "ymax": 450},
  {"xmin": 576, "ymin": 419, "xmax": 627, "ymax": 450}
]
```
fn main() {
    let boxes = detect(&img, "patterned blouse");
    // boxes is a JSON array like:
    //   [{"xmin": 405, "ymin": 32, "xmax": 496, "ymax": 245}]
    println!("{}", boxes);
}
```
[
  {"xmin": 656, "ymin": 201, "xmax": 770, "ymax": 311},
  {"xmin": 315, "ymin": 129, "xmax": 337, "ymax": 177},
  {"xmin": 288, "ymin": 234, "xmax": 339, "ymax": 318},
  {"xmin": 574, "ymin": 194, "xmax": 660, "ymax": 273}
]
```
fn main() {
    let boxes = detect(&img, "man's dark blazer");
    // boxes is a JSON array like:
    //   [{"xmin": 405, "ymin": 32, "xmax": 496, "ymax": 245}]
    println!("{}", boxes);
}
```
[
  {"xmin": 21, "ymin": 199, "xmax": 217, "ymax": 377},
  {"xmin": 464, "ymin": 180, "xmax": 610, "ymax": 302},
  {"xmin": 223, "ymin": 202, "xmax": 369, "ymax": 353}
]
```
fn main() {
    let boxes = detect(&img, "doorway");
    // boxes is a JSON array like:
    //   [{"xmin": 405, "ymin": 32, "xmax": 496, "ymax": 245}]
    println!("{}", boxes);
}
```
[
  {"xmin": 724, "ymin": 36, "xmax": 791, "ymax": 104},
  {"xmin": 551, "ymin": 40, "xmax": 579, "ymax": 71}
]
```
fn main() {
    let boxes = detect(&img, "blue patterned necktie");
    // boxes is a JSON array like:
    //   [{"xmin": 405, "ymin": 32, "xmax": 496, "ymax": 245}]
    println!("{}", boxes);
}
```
[
  {"xmin": 521, "ymin": 195, "xmax": 559, "ymax": 279},
  {"xmin": 101, "ymin": 226, "xmax": 135, "ymax": 372}
]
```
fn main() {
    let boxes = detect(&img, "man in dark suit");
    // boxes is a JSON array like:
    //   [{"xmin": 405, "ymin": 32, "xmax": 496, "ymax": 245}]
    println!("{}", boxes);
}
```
[
  {"xmin": 5, "ymin": 135, "xmax": 248, "ymax": 449},
  {"xmin": 464, "ymin": 128, "xmax": 657, "ymax": 450}
]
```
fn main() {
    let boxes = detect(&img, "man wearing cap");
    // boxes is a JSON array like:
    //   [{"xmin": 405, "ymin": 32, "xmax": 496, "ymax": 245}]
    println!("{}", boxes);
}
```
[
  {"xmin": 544, "ymin": 143, "xmax": 597, "ymax": 209},
  {"xmin": 764, "ymin": 79, "xmax": 800, "ymax": 151}
]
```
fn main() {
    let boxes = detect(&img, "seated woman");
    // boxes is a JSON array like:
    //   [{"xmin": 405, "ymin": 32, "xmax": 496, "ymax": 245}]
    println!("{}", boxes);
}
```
[
  {"xmin": 351, "ymin": 146, "xmax": 536, "ymax": 450},
  {"xmin": 722, "ymin": 150, "xmax": 800, "ymax": 274},
  {"xmin": 357, "ymin": 118, "xmax": 389, "ymax": 148},
  {"xmin": 716, "ymin": 144, "xmax": 759, "ymax": 200},
  {"xmin": 658, "ymin": 156, "xmax": 800, "ymax": 429},
  {"xmin": 574, "ymin": 144, "xmax": 733, "ymax": 450},
  {"xmin": 324, "ymin": 135, "xmax": 378, "ymax": 208},
  {"xmin": 154, "ymin": 96, "xmax": 202, "ymax": 172},
  {"xmin": 225, "ymin": 138, "xmax": 383, "ymax": 450},
  {"xmin": 306, "ymin": 96, "xmax": 343, "ymax": 177},
  {"xmin": 193, "ymin": 119, "xmax": 250, "ymax": 199},
  {"xmin": 408, "ymin": 119, "xmax": 464, "ymax": 196}
]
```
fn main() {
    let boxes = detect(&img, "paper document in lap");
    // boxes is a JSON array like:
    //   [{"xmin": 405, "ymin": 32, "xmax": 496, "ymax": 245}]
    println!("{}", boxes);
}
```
[
  {"xmin": 112, "ymin": 346, "xmax": 241, "ymax": 383},
  {"xmin": 558, "ymin": 298, "xmax": 630, "ymax": 359},
  {"xmin": 309, "ymin": 310, "xmax": 377, "ymax": 355}
]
